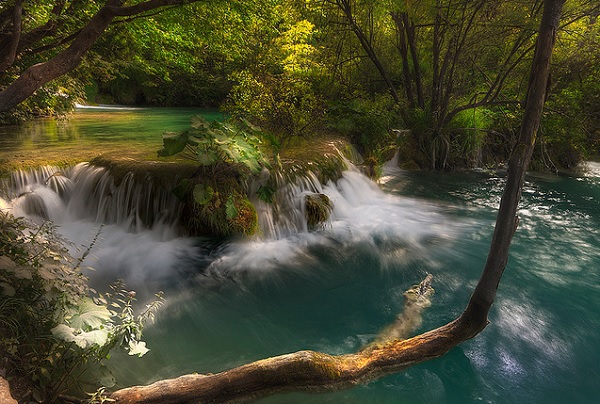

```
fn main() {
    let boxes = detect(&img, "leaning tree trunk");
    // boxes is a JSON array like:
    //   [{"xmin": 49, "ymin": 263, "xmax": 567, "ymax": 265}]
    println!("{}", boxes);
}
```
[
  {"xmin": 461, "ymin": 0, "xmax": 566, "ymax": 325},
  {"xmin": 108, "ymin": 0, "xmax": 565, "ymax": 402},
  {"xmin": 0, "ymin": 0, "xmax": 122, "ymax": 112}
]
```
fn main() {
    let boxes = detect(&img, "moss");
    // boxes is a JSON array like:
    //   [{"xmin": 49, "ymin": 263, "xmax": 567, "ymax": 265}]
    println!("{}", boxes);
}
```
[
  {"xmin": 278, "ymin": 137, "xmax": 353, "ymax": 184},
  {"xmin": 89, "ymin": 156, "xmax": 197, "ymax": 187},
  {"xmin": 175, "ymin": 163, "xmax": 259, "ymax": 237},
  {"xmin": 228, "ymin": 195, "xmax": 259, "ymax": 236},
  {"xmin": 305, "ymin": 193, "xmax": 332, "ymax": 229}
]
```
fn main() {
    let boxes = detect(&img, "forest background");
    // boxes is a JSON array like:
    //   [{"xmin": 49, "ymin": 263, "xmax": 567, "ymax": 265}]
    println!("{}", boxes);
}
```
[{"xmin": 1, "ymin": 0, "xmax": 599, "ymax": 172}]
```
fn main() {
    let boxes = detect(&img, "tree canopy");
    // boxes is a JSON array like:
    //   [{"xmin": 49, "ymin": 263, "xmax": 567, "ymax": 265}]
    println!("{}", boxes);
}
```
[{"xmin": 0, "ymin": 0, "xmax": 598, "ymax": 166}]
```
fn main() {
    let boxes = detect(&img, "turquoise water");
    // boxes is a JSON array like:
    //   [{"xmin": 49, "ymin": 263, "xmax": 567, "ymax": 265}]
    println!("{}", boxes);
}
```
[
  {"xmin": 2, "ymin": 109, "xmax": 598, "ymax": 403},
  {"xmin": 102, "ymin": 165, "xmax": 599, "ymax": 403},
  {"xmin": 0, "ymin": 106, "xmax": 223, "ymax": 164}
]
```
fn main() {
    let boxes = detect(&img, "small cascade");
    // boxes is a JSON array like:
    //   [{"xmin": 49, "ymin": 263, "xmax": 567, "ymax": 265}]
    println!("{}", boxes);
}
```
[
  {"xmin": 253, "ymin": 169, "xmax": 329, "ymax": 239},
  {"xmin": 1, "ymin": 159, "xmax": 455, "ymax": 246},
  {"xmin": 1, "ymin": 163, "xmax": 183, "ymax": 232},
  {"xmin": 1, "ymin": 158, "xmax": 466, "ymax": 299}
]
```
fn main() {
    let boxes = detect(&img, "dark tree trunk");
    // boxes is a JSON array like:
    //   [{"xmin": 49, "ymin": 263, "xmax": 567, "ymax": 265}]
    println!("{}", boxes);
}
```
[
  {"xmin": 0, "ymin": 0, "xmax": 24, "ymax": 74},
  {"xmin": 463, "ymin": 0, "xmax": 566, "ymax": 324},
  {"xmin": 0, "ymin": 0, "xmax": 202, "ymax": 113},
  {"xmin": 0, "ymin": 2, "xmax": 120, "ymax": 112},
  {"xmin": 403, "ymin": 14, "xmax": 425, "ymax": 109},
  {"xmin": 336, "ymin": 0, "xmax": 400, "ymax": 104},
  {"xmin": 391, "ymin": 11, "xmax": 415, "ymax": 108}
]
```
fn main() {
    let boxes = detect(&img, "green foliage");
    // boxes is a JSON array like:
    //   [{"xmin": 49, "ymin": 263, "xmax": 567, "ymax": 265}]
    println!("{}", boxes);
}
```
[
  {"xmin": 193, "ymin": 183, "xmax": 215, "ymax": 205},
  {"xmin": 256, "ymin": 185, "xmax": 277, "ymax": 204},
  {"xmin": 0, "ymin": 212, "xmax": 162, "ymax": 402},
  {"xmin": 326, "ymin": 95, "xmax": 401, "ymax": 160},
  {"xmin": 0, "ymin": 77, "xmax": 84, "ymax": 123},
  {"xmin": 157, "ymin": 116, "xmax": 265, "ymax": 236},
  {"xmin": 158, "ymin": 116, "xmax": 270, "ymax": 174},
  {"xmin": 228, "ymin": 69, "xmax": 324, "ymax": 142},
  {"xmin": 225, "ymin": 194, "xmax": 239, "ymax": 219},
  {"xmin": 226, "ymin": 11, "xmax": 327, "ymax": 141},
  {"xmin": 448, "ymin": 108, "xmax": 495, "ymax": 167}
]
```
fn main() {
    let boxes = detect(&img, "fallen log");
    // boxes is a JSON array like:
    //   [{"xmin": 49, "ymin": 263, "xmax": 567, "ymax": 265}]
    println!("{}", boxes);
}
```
[{"xmin": 109, "ymin": 274, "xmax": 486, "ymax": 403}]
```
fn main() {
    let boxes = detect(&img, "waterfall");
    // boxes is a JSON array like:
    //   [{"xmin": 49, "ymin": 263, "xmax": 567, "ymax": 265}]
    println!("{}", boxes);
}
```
[
  {"xmin": 1, "ymin": 163, "xmax": 183, "ymax": 232},
  {"xmin": 1, "ymin": 161, "xmax": 463, "ymax": 295}
]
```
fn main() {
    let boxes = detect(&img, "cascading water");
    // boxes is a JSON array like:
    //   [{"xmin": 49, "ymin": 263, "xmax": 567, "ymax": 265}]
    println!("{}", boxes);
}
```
[
  {"xmin": 1, "ymin": 160, "xmax": 471, "ymax": 398},
  {"xmin": 2, "ymin": 162, "xmax": 183, "ymax": 231},
  {"xmin": 1, "ymin": 163, "xmax": 195, "ymax": 292},
  {"xmin": 0, "ymin": 160, "xmax": 460, "ymax": 294},
  {"xmin": 3, "ymin": 157, "xmax": 597, "ymax": 403}
]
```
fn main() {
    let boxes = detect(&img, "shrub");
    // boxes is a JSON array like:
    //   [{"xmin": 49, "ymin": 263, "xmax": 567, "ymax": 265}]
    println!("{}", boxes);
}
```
[{"xmin": 0, "ymin": 212, "xmax": 161, "ymax": 402}]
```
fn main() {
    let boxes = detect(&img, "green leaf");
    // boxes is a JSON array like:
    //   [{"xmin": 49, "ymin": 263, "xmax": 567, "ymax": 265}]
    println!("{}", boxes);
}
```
[
  {"xmin": 73, "ymin": 328, "xmax": 110, "ymax": 349},
  {"xmin": 197, "ymin": 149, "xmax": 219, "ymax": 165},
  {"xmin": 68, "ymin": 298, "xmax": 112, "ymax": 330},
  {"xmin": 257, "ymin": 185, "xmax": 276, "ymax": 203},
  {"xmin": 193, "ymin": 183, "xmax": 214, "ymax": 205},
  {"xmin": 226, "ymin": 195, "xmax": 238, "ymax": 219},
  {"xmin": 157, "ymin": 131, "xmax": 189, "ymax": 157},
  {"xmin": 51, "ymin": 324, "xmax": 77, "ymax": 341}
]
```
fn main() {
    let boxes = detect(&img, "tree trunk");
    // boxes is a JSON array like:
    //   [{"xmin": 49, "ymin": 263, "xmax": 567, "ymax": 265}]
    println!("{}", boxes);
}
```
[
  {"xmin": 0, "ymin": 0, "xmax": 202, "ymax": 113},
  {"xmin": 403, "ymin": 14, "xmax": 424, "ymax": 109},
  {"xmin": 391, "ymin": 11, "xmax": 415, "ymax": 108},
  {"xmin": 336, "ymin": 0, "xmax": 400, "ymax": 104},
  {"xmin": 106, "ymin": 2, "xmax": 565, "ymax": 401},
  {"xmin": 0, "ymin": 1, "xmax": 123, "ymax": 112},
  {"xmin": 0, "ymin": 0, "xmax": 24, "ymax": 74},
  {"xmin": 463, "ymin": 0, "xmax": 565, "ymax": 321}
]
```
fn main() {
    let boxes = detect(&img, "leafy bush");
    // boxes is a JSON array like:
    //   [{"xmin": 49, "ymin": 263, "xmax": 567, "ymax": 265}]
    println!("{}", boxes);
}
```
[
  {"xmin": 448, "ymin": 108, "xmax": 495, "ymax": 167},
  {"xmin": 0, "ymin": 212, "xmax": 162, "ymax": 402},
  {"xmin": 158, "ymin": 116, "xmax": 271, "ymax": 174},
  {"xmin": 326, "ymin": 95, "xmax": 401, "ymax": 161},
  {"xmin": 158, "ymin": 117, "xmax": 266, "ymax": 236}
]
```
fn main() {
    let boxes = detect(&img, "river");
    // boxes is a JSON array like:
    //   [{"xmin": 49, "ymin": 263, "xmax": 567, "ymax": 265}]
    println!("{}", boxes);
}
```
[{"xmin": 1, "ymin": 108, "xmax": 598, "ymax": 403}]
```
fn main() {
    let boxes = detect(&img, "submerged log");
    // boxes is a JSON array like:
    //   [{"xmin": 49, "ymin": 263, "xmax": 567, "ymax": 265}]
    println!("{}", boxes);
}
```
[
  {"xmin": 0, "ymin": 376, "xmax": 17, "ymax": 404},
  {"xmin": 110, "ymin": 274, "xmax": 485, "ymax": 404}
]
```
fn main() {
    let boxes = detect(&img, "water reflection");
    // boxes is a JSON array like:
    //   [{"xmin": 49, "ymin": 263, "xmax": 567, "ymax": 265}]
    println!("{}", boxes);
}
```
[{"xmin": 0, "ymin": 107, "xmax": 223, "ymax": 167}]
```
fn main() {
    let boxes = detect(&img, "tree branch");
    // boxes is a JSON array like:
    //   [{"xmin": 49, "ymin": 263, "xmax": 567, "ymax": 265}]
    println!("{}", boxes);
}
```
[
  {"xmin": 110, "ymin": 275, "xmax": 446, "ymax": 403},
  {"xmin": 0, "ymin": 0, "xmax": 203, "ymax": 112}
]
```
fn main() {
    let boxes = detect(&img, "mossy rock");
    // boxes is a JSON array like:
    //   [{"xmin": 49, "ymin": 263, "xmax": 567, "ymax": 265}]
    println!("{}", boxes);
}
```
[
  {"xmin": 305, "ymin": 193, "xmax": 332, "ymax": 229},
  {"xmin": 174, "ymin": 163, "xmax": 259, "ymax": 237},
  {"xmin": 227, "ymin": 196, "xmax": 258, "ymax": 236},
  {"xmin": 89, "ymin": 156, "xmax": 197, "ymax": 187}
]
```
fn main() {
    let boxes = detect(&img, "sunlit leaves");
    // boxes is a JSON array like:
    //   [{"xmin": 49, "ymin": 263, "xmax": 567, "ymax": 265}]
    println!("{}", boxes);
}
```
[
  {"xmin": 0, "ymin": 212, "xmax": 162, "ymax": 400},
  {"xmin": 158, "ymin": 116, "xmax": 269, "ymax": 174},
  {"xmin": 66, "ymin": 298, "xmax": 112, "ymax": 330},
  {"xmin": 128, "ymin": 340, "xmax": 149, "ymax": 357}
]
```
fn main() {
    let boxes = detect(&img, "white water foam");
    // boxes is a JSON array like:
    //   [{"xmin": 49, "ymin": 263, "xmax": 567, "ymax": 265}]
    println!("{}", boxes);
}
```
[
  {"xmin": 2, "ymin": 162, "xmax": 466, "ymax": 295},
  {"xmin": 205, "ymin": 166, "xmax": 465, "ymax": 280}
]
